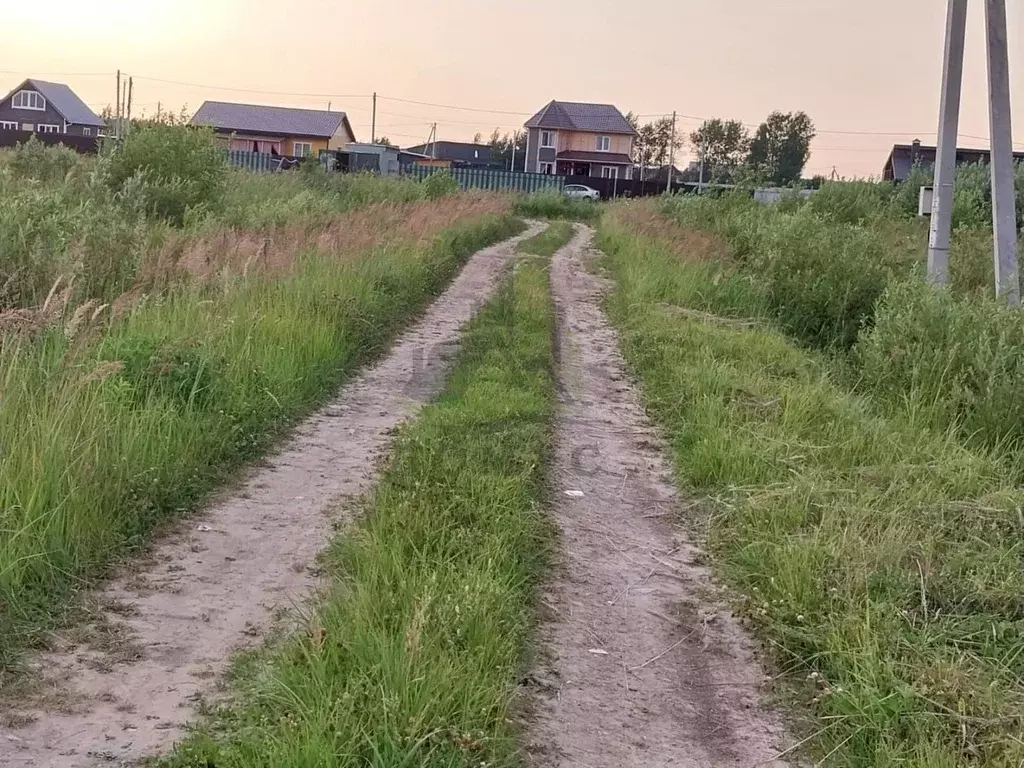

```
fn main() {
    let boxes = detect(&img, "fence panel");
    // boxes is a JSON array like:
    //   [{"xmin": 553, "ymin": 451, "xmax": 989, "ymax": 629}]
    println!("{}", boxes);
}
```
[
  {"xmin": 225, "ymin": 150, "xmax": 302, "ymax": 172},
  {"xmin": 402, "ymin": 165, "xmax": 565, "ymax": 194}
]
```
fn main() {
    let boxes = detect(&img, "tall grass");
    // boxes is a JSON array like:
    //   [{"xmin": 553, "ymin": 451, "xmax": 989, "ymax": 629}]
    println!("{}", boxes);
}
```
[
  {"xmin": 598, "ymin": 211, "xmax": 1024, "ymax": 766},
  {"xmin": 0, "ymin": 212, "xmax": 523, "ymax": 667},
  {"xmin": 513, "ymin": 190, "xmax": 601, "ymax": 221},
  {"xmin": 161, "ymin": 250, "xmax": 556, "ymax": 767}
]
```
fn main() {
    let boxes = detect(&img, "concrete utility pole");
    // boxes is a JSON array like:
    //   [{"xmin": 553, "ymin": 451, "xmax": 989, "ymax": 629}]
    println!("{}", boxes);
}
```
[
  {"xmin": 371, "ymin": 92, "xmax": 377, "ymax": 143},
  {"xmin": 115, "ymin": 70, "xmax": 121, "ymax": 138},
  {"xmin": 927, "ymin": 0, "xmax": 968, "ymax": 288},
  {"xmin": 985, "ymin": 0, "xmax": 1020, "ymax": 305},
  {"xmin": 666, "ymin": 111, "xmax": 677, "ymax": 193}
]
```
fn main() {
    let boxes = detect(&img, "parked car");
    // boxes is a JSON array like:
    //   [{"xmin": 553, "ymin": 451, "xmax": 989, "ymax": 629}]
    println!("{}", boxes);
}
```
[{"xmin": 563, "ymin": 184, "xmax": 600, "ymax": 201}]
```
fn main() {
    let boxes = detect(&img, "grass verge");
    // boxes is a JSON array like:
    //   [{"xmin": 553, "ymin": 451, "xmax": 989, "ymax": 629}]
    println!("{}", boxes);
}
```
[
  {"xmin": 159, "ymin": 252, "xmax": 556, "ymax": 765},
  {"xmin": 518, "ymin": 220, "xmax": 574, "ymax": 257},
  {"xmin": 0, "ymin": 213, "xmax": 523, "ymax": 669},
  {"xmin": 513, "ymin": 191, "xmax": 601, "ymax": 221},
  {"xmin": 597, "ymin": 213, "xmax": 1024, "ymax": 767}
]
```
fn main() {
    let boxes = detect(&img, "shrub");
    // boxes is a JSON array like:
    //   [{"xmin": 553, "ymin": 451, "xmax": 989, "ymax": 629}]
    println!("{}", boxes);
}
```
[
  {"xmin": 106, "ymin": 124, "xmax": 227, "ymax": 224},
  {"xmin": 5, "ymin": 136, "xmax": 81, "ymax": 185},
  {"xmin": 808, "ymin": 180, "xmax": 899, "ymax": 224},
  {"xmin": 856, "ymin": 279, "xmax": 1024, "ymax": 456},
  {"xmin": 422, "ymin": 169, "xmax": 460, "ymax": 200}
]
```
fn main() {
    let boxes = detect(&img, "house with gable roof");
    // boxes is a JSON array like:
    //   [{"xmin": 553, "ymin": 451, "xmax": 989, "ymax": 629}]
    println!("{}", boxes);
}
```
[
  {"xmin": 0, "ymin": 78, "xmax": 105, "ymax": 137},
  {"xmin": 524, "ymin": 100, "xmax": 636, "ymax": 179},
  {"xmin": 190, "ymin": 100, "xmax": 356, "ymax": 158}
]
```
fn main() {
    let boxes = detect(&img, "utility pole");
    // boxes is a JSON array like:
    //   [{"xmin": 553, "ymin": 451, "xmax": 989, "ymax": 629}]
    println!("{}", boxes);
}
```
[
  {"xmin": 115, "ymin": 70, "xmax": 121, "ymax": 138},
  {"xmin": 126, "ymin": 76, "xmax": 133, "ymax": 134},
  {"xmin": 927, "ymin": 0, "xmax": 968, "ymax": 288},
  {"xmin": 371, "ymin": 92, "xmax": 377, "ymax": 144},
  {"xmin": 666, "ymin": 110, "xmax": 676, "ymax": 193},
  {"xmin": 510, "ymin": 130, "xmax": 519, "ymax": 172},
  {"xmin": 984, "ymin": 0, "xmax": 1019, "ymax": 305},
  {"xmin": 697, "ymin": 135, "xmax": 706, "ymax": 193}
]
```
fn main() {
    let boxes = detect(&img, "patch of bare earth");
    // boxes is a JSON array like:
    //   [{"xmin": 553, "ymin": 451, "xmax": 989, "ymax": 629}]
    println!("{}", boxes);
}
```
[
  {"xmin": 524, "ymin": 224, "xmax": 788, "ymax": 767},
  {"xmin": 0, "ymin": 221, "xmax": 544, "ymax": 768}
]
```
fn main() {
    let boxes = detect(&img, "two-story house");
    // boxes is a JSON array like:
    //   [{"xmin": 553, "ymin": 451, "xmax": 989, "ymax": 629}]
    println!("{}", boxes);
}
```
[
  {"xmin": 524, "ymin": 100, "xmax": 636, "ymax": 179},
  {"xmin": 190, "ymin": 101, "xmax": 356, "ymax": 158},
  {"xmin": 0, "ymin": 79, "xmax": 105, "ymax": 137}
]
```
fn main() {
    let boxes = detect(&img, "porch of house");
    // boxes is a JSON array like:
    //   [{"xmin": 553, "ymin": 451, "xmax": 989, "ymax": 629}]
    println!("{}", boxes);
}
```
[{"xmin": 555, "ymin": 152, "xmax": 633, "ymax": 179}]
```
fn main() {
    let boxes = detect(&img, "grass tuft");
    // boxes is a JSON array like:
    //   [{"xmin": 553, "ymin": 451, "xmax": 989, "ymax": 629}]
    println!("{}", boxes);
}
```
[{"xmin": 518, "ymin": 220, "xmax": 573, "ymax": 257}]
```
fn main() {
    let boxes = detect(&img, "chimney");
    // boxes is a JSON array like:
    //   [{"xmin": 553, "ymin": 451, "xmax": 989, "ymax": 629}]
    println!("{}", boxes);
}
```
[{"xmin": 911, "ymin": 138, "xmax": 922, "ymax": 166}]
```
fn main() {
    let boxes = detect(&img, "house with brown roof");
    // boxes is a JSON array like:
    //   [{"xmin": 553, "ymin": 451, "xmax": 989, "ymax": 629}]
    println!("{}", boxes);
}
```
[
  {"xmin": 524, "ymin": 100, "xmax": 636, "ymax": 179},
  {"xmin": 190, "ymin": 100, "xmax": 356, "ymax": 158}
]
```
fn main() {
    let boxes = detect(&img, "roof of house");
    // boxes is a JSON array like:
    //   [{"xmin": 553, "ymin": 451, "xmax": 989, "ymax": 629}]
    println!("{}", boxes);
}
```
[
  {"xmin": 526, "ymin": 101, "xmax": 636, "ymax": 135},
  {"xmin": 1, "ymin": 79, "xmax": 105, "ymax": 127},
  {"xmin": 557, "ymin": 150, "xmax": 633, "ymax": 165},
  {"xmin": 884, "ymin": 141, "xmax": 1024, "ymax": 181},
  {"xmin": 190, "ymin": 101, "xmax": 354, "ymax": 140},
  {"xmin": 404, "ymin": 140, "xmax": 493, "ymax": 163}
]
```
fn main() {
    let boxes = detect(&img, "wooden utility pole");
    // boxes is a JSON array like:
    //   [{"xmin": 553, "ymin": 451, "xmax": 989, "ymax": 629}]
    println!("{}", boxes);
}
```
[
  {"xmin": 984, "ymin": 0, "xmax": 1019, "ymax": 305},
  {"xmin": 115, "ymin": 70, "xmax": 121, "ymax": 138}
]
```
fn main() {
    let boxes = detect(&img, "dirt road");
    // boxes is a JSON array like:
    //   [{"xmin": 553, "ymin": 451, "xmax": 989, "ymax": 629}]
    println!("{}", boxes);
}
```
[
  {"xmin": 525, "ymin": 224, "xmax": 788, "ymax": 767},
  {"xmin": 0, "ymin": 223, "xmax": 544, "ymax": 768}
]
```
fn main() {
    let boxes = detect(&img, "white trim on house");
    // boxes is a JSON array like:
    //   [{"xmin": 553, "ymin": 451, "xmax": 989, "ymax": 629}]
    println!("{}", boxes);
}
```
[
  {"xmin": 0, "ymin": 121, "xmax": 17, "ymax": 130},
  {"xmin": 540, "ymin": 130, "xmax": 556, "ymax": 148},
  {"xmin": 37, "ymin": 124, "xmax": 61, "ymax": 133},
  {"xmin": 601, "ymin": 166, "xmax": 618, "ymax": 179},
  {"xmin": 12, "ymin": 90, "xmax": 46, "ymax": 110},
  {"xmin": 539, "ymin": 161, "xmax": 554, "ymax": 175},
  {"xmin": 293, "ymin": 141, "xmax": 312, "ymax": 158},
  {"xmin": 596, "ymin": 135, "xmax": 611, "ymax": 152},
  {"xmin": 82, "ymin": 127, "xmax": 93, "ymax": 136}
]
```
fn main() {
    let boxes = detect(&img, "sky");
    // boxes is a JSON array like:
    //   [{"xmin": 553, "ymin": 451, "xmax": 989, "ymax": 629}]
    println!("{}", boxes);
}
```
[{"xmin": 2, "ymin": 0, "xmax": 1021, "ymax": 177}]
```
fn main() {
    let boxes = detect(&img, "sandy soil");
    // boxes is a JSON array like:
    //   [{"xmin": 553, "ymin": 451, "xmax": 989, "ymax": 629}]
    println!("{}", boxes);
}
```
[
  {"xmin": 524, "ymin": 224, "xmax": 789, "ymax": 767},
  {"xmin": 0, "ymin": 222, "xmax": 544, "ymax": 768}
]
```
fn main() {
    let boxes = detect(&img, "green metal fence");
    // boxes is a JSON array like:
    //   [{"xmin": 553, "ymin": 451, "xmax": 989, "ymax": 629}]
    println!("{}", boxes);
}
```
[
  {"xmin": 225, "ymin": 150, "xmax": 302, "ymax": 172},
  {"xmin": 403, "ymin": 165, "xmax": 565, "ymax": 193}
]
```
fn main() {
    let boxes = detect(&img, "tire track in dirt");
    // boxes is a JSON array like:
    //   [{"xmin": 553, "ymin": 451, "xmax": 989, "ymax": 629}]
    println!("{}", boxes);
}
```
[
  {"xmin": 524, "ymin": 224, "xmax": 788, "ymax": 767},
  {"xmin": 0, "ymin": 221, "xmax": 545, "ymax": 768}
]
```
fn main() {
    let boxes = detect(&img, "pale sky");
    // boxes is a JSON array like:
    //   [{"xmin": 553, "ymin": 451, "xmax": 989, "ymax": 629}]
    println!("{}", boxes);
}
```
[{"xmin": 3, "ymin": 0, "xmax": 1021, "ymax": 177}]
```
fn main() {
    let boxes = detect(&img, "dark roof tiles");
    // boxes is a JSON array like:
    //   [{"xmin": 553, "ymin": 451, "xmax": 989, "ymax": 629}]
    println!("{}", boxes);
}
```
[
  {"xmin": 190, "ymin": 101, "xmax": 351, "ymax": 139},
  {"xmin": 526, "ymin": 101, "xmax": 635, "ymax": 135}
]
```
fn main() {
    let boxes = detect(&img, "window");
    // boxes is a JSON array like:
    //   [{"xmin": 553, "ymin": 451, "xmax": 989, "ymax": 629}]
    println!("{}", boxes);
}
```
[
  {"xmin": 12, "ymin": 90, "xmax": 46, "ymax": 110},
  {"xmin": 293, "ymin": 142, "xmax": 312, "ymax": 157},
  {"xmin": 82, "ymin": 127, "xmax": 92, "ymax": 136},
  {"xmin": 601, "ymin": 166, "xmax": 618, "ymax": 179},
  {"xmin": 596, "ymin": 135, "xmax": 611, "ymax": 152},
  {"xmin": 541, "ymin": 130, "xmax": 555, "ymax": 148},
  {"xmin": 539, "ymin": 162, "xmax": 554, "ymax": 175},
  {"xmin": 0, "ymin": 121, "xmax": 17, "ymax": 131},
  {"xmin": 37, "ymin": 124, "xmax": 61, "ymax": 134}
]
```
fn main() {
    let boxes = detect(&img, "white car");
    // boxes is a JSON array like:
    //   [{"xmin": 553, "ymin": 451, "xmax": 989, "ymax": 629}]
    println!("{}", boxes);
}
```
[{"xmin": 563, "ymin": 184, "xmax": 601, "ymax": 201}]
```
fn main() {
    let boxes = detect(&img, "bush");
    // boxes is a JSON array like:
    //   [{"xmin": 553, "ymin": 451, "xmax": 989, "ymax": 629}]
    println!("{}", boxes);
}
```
[
  {"xmin": 106, "ymin": 124, "xmax": 227, "ymax": 224},
  {"xmin": 5, "ymin": 136, "xmax": 81, "ymax": 185},
  {"xmin": 856, "ymin": 279, "xmax": 1024, "ymax": 456},
  {"xmin": 422, "ymin": 169, "xmax": 459, "ymax": 199}
]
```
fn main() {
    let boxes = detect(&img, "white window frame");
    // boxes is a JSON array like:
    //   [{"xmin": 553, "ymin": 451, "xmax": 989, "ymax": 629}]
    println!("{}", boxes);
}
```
[
  {"xmin": 0, "ymin": 121, "xmax": 17, "ymax": 131},
  {"xmin": 596, "ymin": 135, "xmax": 611, "ymax": 152},
  {"xmin": 293, "ymin": 141, "xmax": 312, "ymax": 158},
  {"xmin": 601, "ymin": 166, "xmax": 618, "ymax": 179},
  {"xmin": 539, "ymin": 161, "xmax": 554, "ymax": 175},
  {"xmin": 12, "ymin": 90, "xmax": 46, "ymax": 111},
  {"xmin": 82, "ymin": 127, "xmax": 92, "ymax": 136},
  {"xmin": 540, "ymin": 130, "xmax": 555, "ymax": 148},
  {"xmin": 37, "ymin": 124, "xmax": 61, "ymax": 134}
]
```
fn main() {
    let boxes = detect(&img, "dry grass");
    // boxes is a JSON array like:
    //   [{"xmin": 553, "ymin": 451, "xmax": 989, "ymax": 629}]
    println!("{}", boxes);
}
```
[
  {"xmin": 146, "ymin": 193, "xmax": 512, "ymax": 284},
  {"xmin": 609, "ymin": 200, "xmax": 731, "ymax": 263}
]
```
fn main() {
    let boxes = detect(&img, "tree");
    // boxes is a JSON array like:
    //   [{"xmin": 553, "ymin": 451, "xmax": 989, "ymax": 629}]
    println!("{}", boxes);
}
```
[
  {"xmin": 472, "ymin": 132, "xmax": 482, "ymax": 144},
  {"xmin": 626, "ymin": 112, "xmax": 682, "ymax": 176},
  {"xmin": 487, "ymin": 128, "xmax": 527, "ymax": 171},
  {"xmin": 689, "ymin": 119, "xmax": 750, "ymax": 182},
  {"xmin": 376, "ymin": 136, "xmax": 398, "ymax": 148},
  {"xmin": 746, "ymin": 111, "xmax": 815, "ymax": 185}
]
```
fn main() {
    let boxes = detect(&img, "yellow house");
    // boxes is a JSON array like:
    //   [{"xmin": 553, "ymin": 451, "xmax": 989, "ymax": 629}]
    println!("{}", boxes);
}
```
[
  {"xmin": 524, "ymin": 100, "xmax": 636, "ymax": 179},
  {"xmin": 190, "ymin": 100, "xmax": 356, "ymax": 158}
]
